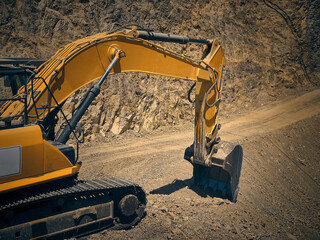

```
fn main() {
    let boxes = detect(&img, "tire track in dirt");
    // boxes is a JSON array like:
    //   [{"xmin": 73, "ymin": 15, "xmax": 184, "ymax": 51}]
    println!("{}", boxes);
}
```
[
  {"xmin": 80, "ymin": 89, "xmax": 320, "ymax": 163},
  {"xmin": 221, "ymin": 89, "xmax": 320, "ymax": 141}
]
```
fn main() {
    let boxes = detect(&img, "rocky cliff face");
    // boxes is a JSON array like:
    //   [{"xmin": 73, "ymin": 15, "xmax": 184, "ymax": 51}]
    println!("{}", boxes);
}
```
[{"xmin": 1, "ymin": 0, "xmax": 319, "ymax": 140}]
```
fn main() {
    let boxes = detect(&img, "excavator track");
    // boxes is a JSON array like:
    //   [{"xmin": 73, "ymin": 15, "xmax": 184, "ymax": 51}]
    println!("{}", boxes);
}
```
[{"xmin": 0, "ymin": 177, "xmax": 146, "ymax": 239}]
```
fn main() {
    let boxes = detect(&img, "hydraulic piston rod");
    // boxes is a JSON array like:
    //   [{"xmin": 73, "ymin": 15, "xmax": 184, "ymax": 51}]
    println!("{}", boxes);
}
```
[
  {"xmin": 98, "ymin": 53, "xmax": 120, "ymax": 87},
  {"xmin": 137, "ymin": 30, "xmax": 211, "ymax": 44},
  {"xmin": 57, "ymin": 52, "xmax": 120, "ymax": 144}
]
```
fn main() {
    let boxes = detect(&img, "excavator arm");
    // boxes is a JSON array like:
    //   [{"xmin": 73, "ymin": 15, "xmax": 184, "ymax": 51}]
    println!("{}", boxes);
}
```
[
  {"xmin": 1, "ymin": 28, "xmax": 221, "ymax": 139},
  {"xmin": 1, "ymin": 28, "xmax": 242, "ymax": 200}
]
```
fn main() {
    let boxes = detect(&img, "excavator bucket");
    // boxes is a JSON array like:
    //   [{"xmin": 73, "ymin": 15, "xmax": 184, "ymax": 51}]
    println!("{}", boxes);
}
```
[{"xmin": 185, "ymin": 141, "xmax": 243, "ymax": 202}]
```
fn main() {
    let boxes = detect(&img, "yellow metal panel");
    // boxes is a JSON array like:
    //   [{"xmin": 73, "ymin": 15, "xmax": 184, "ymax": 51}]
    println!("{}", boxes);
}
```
[
  {"xmin": 204, "ymin": 46, "xmax": 225, "ymax": 134},
  {"xmin": 0, "ymin": 125, "xmax": 43, "ymax": 184},
  {"xmin": 195, "ymin": 43, "xmax": 225, "ymax": 136},
  {"xmin": 110, "ymin": 39, "xmax": 199, "ymax": 79},
  {"xmin": 0, "ymin": 164, "xmax": 81, "ymax": 193},
  {"xmin": 44, "ymin": 140, "xmax": 73, "ymax": 173},
  {"xmin": 0, "ymin": 127, "xmax": 80, "ymax": 192}
]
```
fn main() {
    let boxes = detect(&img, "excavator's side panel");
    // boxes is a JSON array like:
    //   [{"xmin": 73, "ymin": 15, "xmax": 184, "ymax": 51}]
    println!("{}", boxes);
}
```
[
  {"xmin": 0, "ymin": 125, "xmax": 44, "ymax": 184},
  {"xmin": 0, "ymin": 125, "xmax": 81, "ymax": 193},
  {"xmin": 43, "ymin": 140, "xmax": 74, "ymax": 172}
]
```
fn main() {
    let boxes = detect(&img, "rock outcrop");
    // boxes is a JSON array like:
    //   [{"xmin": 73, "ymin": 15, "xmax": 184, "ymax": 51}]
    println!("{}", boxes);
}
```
[{"xmin": 1, "ymin": 0, "xmax": 319, "ymax": 140}]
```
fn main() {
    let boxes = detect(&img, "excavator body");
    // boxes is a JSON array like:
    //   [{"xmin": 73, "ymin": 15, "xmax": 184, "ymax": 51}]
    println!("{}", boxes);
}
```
[{"xmin": 0, "ymin": 27, "xmax": 242, "ymax": 238}]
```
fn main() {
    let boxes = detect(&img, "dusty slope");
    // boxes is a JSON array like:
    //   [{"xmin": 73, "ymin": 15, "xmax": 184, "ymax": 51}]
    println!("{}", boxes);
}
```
[
  {"xmin": 1, "ymin": 0, "xmax": 319, "ymax": 138},
  {"xmin": 78, "ymin": 88, "xmax": 320, "ymax": 239}
]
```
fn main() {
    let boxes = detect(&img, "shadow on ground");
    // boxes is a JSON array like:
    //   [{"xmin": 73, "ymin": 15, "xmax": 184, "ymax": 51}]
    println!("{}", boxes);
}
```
[{"xmin": 150, "ymin": 178, "xmax": 223, "ymax": 199}]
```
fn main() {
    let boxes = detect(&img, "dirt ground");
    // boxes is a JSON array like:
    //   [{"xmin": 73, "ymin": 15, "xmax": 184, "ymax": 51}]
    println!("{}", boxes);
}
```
[{"xmin": 77, "ymin": 87, "xmax": 320, "ymax": 240}]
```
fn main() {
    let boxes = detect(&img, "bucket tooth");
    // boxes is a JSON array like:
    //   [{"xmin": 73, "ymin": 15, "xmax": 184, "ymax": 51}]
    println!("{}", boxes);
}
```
[{"xmin": 184, "ymin": 141, "xmax": 243, "ymax": 202}]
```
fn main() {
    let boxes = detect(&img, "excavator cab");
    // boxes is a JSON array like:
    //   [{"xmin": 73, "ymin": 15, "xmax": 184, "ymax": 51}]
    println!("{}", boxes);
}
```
[
  {"xmin": 0, "ymin": 58, "xmax": 47, "ymax": 129},
  {"xmin": 0, "ymin": 58, "xmax": 44, "ymax": 96}
]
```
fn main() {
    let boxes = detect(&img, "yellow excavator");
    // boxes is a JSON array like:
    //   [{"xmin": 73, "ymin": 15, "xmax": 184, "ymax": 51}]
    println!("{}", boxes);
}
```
[{"xmin": 0, "ymin": 27, "xmax": 243, "ymax": 239}]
